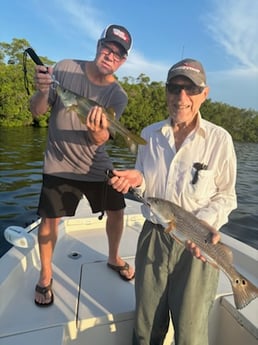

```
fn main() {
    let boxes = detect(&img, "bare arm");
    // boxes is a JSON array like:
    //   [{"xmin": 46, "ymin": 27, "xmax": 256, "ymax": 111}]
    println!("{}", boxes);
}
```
[{"xmin": 29, "ymin": 66, "xmax": 54, "ymax": 118}]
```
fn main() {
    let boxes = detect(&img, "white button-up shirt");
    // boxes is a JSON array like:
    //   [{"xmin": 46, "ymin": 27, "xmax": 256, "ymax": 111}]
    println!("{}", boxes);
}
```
[{"xmin": 136, "ymin": 113, "xmax": 237, "ymax": 230}]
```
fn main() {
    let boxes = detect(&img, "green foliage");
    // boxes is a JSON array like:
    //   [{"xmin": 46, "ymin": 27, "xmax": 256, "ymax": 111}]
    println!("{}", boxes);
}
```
[
  {"xmin": 0, "ymin": 38, "xmax": 52, "ymax": 127},
  {"xmin": 121, "ymin": 76, "xmax": 167, "ymax": 133},
  {"xmin": 0, "ymin": 38, "xmax": 258, "ymax": 142},
  {"xmin": 200, "ymin": 99, "xmax": 258, "ymax": 142},
  {"xmin": 0, "ymin": 63, "xmax": 32, "ymax": 126}
]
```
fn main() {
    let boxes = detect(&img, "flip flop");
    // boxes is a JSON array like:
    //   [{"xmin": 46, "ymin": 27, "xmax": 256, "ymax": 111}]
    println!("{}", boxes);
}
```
[
  {"xmin": 107, "ymin": 262, "xmax": 135, "ymax": 281},
  {"xmin": 34, "ymin": 279, "xmax": 54, "ymax": 307}
]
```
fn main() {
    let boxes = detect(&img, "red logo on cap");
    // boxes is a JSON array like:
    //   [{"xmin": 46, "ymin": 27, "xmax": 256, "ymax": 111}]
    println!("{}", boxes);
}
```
[
  {"xmin": 182, "ymin": 62, "xmax": 201, "ymax": 73},
  {"xmin": 112, "ymin": 28, "xmax": 129, "ymax": 42}
]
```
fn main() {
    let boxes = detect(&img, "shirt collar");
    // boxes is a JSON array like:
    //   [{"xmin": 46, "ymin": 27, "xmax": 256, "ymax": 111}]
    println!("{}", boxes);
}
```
[
  {"xmin": 195, "ymin": 112, "xmax": 206, "ymax": 137},
  {"xmin": 159, "ymin": 112, "xmax": 206, "ymax": 138}
]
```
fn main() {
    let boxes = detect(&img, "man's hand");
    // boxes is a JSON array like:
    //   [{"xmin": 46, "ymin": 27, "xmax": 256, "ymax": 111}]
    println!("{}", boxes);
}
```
[
  {"xmin": 86, "ymin": 106, "xmax": 110, "ymax": 145},
  {"xmin": 30, "ymin": 66, "xmax": 54, "ymax": 117},
  {"xmin": 34, "ymin": 66, "xmax": 53, "ymax": 95},
  {"xmin": 185, "ymin": 222, "xmax": 221, "ymax": 262},
  {"xmin": 109, "ymin": 169, "xmax": 143, "ymax": 193}
]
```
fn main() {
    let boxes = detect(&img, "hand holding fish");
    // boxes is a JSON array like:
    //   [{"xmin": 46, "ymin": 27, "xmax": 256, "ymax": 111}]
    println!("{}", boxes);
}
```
[
  {"xmin": 25, "ymin": 47, "xmax": 147, "ymax": 153},
  {"xmin": 86, "ymin": 106, "xmax": 110, "ymax": 145},
  {"xmin": 109, "ymin": 169, "xmax": 143, "ymax": 193},
  {"xmin": 185, "ymin": 222, "xmax": 221, "ymax": 262},
  {"xmin": 55, "ymin": 85, "xmax": 147, "ymax": 153},
  {"xmin": 147, "ymin": 197, "xmax": 258, "ymax": 309}
]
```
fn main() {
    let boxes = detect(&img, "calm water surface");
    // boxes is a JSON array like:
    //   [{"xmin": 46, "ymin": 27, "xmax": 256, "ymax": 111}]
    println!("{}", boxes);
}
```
[{"xmin": 0, "ymin": 127, "xmax": 257, "ymax": 257}]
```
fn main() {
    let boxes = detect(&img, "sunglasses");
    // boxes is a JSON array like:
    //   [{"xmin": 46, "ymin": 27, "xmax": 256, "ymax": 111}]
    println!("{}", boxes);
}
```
[
  {"xmin": 100, "ymin": 42, "xmax": 126, "ymax": 62},
  {"xmin": 166, "ymin": 83, "xmax": 204, "ymax": 96}
]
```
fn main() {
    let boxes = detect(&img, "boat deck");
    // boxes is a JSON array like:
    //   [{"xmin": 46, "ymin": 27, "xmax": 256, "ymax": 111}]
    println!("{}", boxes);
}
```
[{"xmin": 0, "ymin": 197, "xmax": 257, "ymax": 345}]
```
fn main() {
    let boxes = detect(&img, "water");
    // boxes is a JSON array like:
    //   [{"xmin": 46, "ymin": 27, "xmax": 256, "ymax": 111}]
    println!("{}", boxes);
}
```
[{"xmin": 0, "ymin": 127, "xmax": 257, "ymax": 257}]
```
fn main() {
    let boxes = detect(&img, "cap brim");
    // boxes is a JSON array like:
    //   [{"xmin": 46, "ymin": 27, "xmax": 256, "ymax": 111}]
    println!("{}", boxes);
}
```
[{"xmin": 168, "ymin": 70, "xmax": 206, "ymax": 86}]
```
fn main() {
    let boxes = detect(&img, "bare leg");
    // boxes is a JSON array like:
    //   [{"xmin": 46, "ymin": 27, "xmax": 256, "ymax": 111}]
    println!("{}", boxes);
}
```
[
  {"xmin": 34, "ymin": 217, "xmax": 60, "ymax": 304},
  {"xmin": 106, "ymin": 209, "xmax": 134, "ymax": 279}
]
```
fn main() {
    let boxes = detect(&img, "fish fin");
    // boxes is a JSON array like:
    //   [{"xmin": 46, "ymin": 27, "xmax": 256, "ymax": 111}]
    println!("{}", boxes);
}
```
[
  {"xmin": 218, "ymin": 242, "xmax": 234, "ymax": 264},
  {"xmin": 67, "ymin": 105, "xmax": 77, "ymax": 112},
  {"xmin": 231, "ymin": 272, "xmax": 258, "ymax": 309},
  {"xmin": 106, "ymin": 107, "xmax": 116, "ymax": 119},
  {"xmin": 164, "ymin": 219, "xmax": 176, "ymax": 233}
]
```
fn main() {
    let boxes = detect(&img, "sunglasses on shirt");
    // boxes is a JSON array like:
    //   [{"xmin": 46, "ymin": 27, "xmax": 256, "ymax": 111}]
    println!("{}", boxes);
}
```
[{"xmin": 166, "ymin": 83, "xmax": 204, "ymax": 96}]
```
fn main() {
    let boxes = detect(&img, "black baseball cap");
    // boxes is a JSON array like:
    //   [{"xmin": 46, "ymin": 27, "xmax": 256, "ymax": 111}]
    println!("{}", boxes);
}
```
[{"xmin": 99, "ymin": 24, "xmax": 132, "ymax": 55}]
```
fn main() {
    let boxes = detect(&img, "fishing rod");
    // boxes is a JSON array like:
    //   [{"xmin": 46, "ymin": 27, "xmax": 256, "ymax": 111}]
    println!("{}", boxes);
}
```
[
  {"xmin": 23, "ymin": 47, "xmax": 58, "ymax": 95},
  {"xmin": 24, "ymin": 47, "xmax": 45, "ymax": 66}
]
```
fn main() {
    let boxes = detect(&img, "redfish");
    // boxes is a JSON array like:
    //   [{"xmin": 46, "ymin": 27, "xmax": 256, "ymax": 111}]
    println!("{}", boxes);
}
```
[{"xmin": 147, "ymin": 197, "xmax": 258, "ymax": 309}]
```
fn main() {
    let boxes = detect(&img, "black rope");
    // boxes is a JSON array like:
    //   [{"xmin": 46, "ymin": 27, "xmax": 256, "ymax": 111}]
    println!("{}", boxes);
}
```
[
  {"xmin": 98, "ymin": 177, "xmax": 108, "ymax": 220},
  {"xmin": 98, "ymin": 171, "xmax": 111, "ymax": 220},
  {"xmin": 23, "ymin": 47, "xmax": 46, "ymax": 96},
  {"xmin": 23, "ymin": 51, "xmax": 30, "ymax": 95}
]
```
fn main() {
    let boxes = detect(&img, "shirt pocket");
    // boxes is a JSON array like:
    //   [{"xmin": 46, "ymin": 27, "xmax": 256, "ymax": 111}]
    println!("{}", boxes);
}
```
[{"xmin": 185, "ymin": 169, "xmax": 216, "ymax": 200}]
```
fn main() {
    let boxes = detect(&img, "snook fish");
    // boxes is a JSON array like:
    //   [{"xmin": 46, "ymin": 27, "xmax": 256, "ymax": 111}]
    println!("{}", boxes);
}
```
[
  {"xmin": 23, "ymin": 47, "xmax": 146, "ymax": 153},
  {"xmin": 147, "ymin": 197, "xmax": 258, "ymax": 310},
  {"xmin": 55, "ymin": 85, "xmax": 147, "ymax": 154}
]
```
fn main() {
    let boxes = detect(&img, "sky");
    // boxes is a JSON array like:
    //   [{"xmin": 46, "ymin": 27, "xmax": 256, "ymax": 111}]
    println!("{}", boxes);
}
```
[{"xmin": 1, "ymin": 0, "xmax": 258, "ymax": 111}]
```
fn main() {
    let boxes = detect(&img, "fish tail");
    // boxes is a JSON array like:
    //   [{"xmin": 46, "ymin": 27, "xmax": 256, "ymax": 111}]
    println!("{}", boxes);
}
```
[
  {"xmin": 123, "ymin": 136, "xmax": 138, "ymax": 154},
  {"xmin": 107, "ymin": 109, "xmax": 147, "ymax": 147},
  {"xmin": 231, "ymin": 274, "xmax": 258, "ymax": 309},
  {"xmin": 114, "ymin": 121, "xmax": 147, "ymax": 146},
  {"xmin": 125, "ymin": 130, "xmax": 147, "ymax": 146}
]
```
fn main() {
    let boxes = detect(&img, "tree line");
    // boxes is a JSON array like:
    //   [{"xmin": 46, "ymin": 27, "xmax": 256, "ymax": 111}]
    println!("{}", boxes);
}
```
[{"xmin": 1, "ymin": 38, "xmax": 258, "ymax": 142}]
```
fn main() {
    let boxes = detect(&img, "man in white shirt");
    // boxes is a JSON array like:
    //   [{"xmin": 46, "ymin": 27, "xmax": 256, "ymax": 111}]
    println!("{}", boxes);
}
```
[{"xmin": 109, "ymin": 58, "xmax": 237, "ymax": 345}]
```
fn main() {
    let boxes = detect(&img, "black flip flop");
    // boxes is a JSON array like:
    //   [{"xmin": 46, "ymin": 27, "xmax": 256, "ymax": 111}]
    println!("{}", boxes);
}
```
[
  {"xmin": 34, "ymin": 279, "xmax": 54, "ymax": 307},
  {"xmin": 107, "ymin": 262, "xmax": 135, "ymax": 281}
]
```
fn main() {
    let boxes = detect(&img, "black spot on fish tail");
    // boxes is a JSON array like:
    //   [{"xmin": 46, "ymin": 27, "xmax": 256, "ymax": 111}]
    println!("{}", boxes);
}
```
[{"xmin": 231, "ymin": 273, "xmax": 258, "ymax": 309}]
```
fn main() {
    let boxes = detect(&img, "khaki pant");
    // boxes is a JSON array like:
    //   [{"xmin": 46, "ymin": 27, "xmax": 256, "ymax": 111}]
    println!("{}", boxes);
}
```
[{"xmin": 133, "ymin": 220, "xmax": 219, "ymax": 345}]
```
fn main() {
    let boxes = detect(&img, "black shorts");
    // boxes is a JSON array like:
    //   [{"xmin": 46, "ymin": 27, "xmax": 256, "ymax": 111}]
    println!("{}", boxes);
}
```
[{"xmin": 37, "ymin": 174, "xmax": 125, "ymax": 218}]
